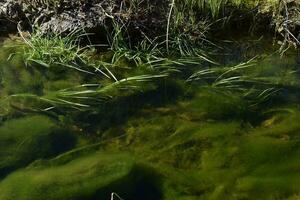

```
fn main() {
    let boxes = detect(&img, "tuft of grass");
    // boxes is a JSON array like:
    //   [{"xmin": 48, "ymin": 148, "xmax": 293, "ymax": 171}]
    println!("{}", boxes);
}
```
[
  {"xmin": 177, "ymin": 0, "xmax": 245, "ymax": 18},
  {"xmin": 17, "ymin": 28, "xmax": 97, "ymax": 75}
]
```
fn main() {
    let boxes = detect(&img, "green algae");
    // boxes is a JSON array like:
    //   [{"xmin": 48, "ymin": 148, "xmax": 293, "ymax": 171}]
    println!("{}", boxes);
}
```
[
  {"xmin": 0, "ymin": 115, "xmax": 76, "ymax": 178},
  {"xmin": 178, "ymin": 89, "xmax": 249, "ymax": 121},
  {"xmin": 0, "ymin": 152, "xmax": 162, "ymax": 200},
  {"xmin": 1, "ymin": 84, "xmax": 300, "ymax": 200},
  {"xmin": 95, "ymin": 100, "xmax": 300, "ymax": 199},
  {"xmin": 1, "ymin": 35, "xmax": 300, "ymax": 200}
]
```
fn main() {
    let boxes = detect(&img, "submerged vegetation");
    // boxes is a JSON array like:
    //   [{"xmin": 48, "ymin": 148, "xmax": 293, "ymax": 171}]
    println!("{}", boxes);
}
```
[{"xmin": 0, "ymin": 0, "xmax": 300, "ymax": 199}]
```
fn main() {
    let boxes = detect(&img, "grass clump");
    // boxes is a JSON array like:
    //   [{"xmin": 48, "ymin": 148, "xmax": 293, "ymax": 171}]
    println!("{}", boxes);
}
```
[{"xmin": 18, "ymin": 29, "xmax": 97, "ymax": 74}]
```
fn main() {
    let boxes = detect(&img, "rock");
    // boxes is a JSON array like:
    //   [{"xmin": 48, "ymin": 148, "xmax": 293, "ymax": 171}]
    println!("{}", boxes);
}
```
[
  {"xmin": 0, "ymin": 0, "xmax": 116, "ymax": 34},
  {"xmin": 0, "ymin": 0, "xmax": 23, "ymax": 33},
  {"xmin": 0, "ymin": 0, "xmax": 23, "ymax": 21}
]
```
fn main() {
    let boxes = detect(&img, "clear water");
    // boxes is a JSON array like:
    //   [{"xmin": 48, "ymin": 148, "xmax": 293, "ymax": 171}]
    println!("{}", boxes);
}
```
[{"xmin": 0, "ymin": 37, "xmax": 300, "ymax": 200}]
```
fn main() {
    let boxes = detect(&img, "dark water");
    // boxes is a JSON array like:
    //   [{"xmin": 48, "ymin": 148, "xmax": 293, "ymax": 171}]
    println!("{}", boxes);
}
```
[{"xmin": 0, "ymin": 37, "xmax": 300, "ymax": 200}]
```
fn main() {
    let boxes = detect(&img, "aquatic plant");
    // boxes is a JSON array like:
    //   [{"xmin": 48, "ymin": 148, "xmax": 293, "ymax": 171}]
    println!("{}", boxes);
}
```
[
  {"xmin": 187, "ymin": 57, "xmax": 285, "ymax": 104},
  {"xmin": 6, "ymin": 74, "xmax": 168, "ymax": 111}
]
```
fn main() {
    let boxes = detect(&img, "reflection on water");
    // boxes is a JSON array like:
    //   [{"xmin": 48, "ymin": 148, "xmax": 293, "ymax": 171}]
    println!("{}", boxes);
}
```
[{"xmin": 0, "ymin": 37, "xmax": 300, "ymax": 200}]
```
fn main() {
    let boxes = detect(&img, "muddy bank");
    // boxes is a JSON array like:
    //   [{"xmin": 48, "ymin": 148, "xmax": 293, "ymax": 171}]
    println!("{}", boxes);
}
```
[
  {"xmin": 0, "ymin": 0, "xmax": 299, "ymax": 41},
  {"xmin": 0, "ymin": 0, "xmax": 167, "ymax": 36}
]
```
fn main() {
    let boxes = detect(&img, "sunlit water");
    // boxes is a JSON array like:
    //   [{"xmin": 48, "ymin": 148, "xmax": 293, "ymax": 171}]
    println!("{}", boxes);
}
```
[{"xmin": 0, "ymin": 37, "xmax": 300, "ymax": 200}]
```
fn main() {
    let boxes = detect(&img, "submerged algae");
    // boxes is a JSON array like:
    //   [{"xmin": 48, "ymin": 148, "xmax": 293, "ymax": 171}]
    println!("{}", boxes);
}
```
[
  {"xmin": 101, "ymin": 107, "xmax": 300, "ymax": 199},
  {"xmin": 0, "ymin": 115, "xmax": 76, "ymax": 178},
  {"xmin": 0, "ymin": 95, "xmax": 300, "ymax": 200},
  {"xmin": 0, "ymin": 152, "xmax": 163, "ymax": 200},
  {"xmin": 91, "ymin": 85, "xmax": 300, "ymax": 199}
]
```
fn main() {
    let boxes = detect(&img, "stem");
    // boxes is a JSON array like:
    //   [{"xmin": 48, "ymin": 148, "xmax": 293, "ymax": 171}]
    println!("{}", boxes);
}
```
[{"xmin": 166, "ymin": 0, "xmax": 175, "ymax": 54}]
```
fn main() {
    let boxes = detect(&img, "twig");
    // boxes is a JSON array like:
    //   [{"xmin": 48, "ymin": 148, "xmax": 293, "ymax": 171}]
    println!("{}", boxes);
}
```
[{"xmin": 111, "ymin": 193, "xmax": 124, "ymax": 200}]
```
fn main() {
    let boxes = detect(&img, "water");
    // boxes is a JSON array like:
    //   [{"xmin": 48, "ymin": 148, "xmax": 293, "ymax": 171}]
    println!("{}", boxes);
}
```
[{"xmin": 0, "ymin": 37, "xmax": 300, "ymax": 200}]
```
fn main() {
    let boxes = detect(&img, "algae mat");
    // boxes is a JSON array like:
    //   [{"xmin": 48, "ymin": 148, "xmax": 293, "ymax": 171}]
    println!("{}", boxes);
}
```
[
  {"xmin": 0, "ymin": 152, "xmax": 162, "ymax": 200},
  {"xmin": 0, "ymin": 115, "xmax": 76, "ymax": 178}
]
